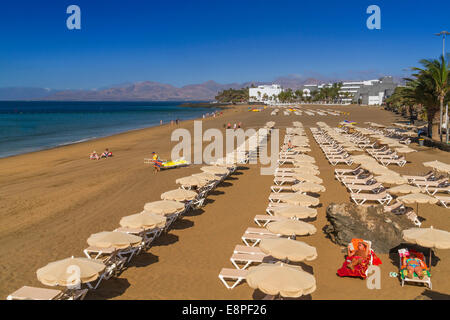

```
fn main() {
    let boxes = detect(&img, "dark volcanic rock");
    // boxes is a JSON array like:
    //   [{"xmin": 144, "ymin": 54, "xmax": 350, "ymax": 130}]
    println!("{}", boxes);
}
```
[{"xmin": 324, "ymin": 203, "xmax": 415, "ymax": 253}]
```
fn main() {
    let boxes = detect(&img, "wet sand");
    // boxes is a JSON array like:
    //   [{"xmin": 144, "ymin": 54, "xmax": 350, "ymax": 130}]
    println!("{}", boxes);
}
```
[{"xmin": 0, "ymin": 104, "xmax": 448, "ymax": 299}]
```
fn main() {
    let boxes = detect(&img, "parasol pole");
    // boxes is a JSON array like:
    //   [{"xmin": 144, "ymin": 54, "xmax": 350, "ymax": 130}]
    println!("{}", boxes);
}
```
[{"xmin": 429, "ymin": 248, "xmax": 432, "ymax": 272}]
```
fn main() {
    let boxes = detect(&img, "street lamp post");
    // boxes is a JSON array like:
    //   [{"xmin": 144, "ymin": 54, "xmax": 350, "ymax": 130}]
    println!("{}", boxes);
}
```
[{"xmin": 435, "ymin": 31, "xmax": 450, "ymax": 143}]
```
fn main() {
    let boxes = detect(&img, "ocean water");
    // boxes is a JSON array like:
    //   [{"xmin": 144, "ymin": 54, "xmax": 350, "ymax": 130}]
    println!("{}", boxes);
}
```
[{"xmin": 0, "ymin": 101, "xmax": 217, "ymax": 158}]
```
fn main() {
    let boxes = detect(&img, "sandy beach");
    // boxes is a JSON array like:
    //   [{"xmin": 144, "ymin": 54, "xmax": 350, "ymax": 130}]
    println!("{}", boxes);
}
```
[{"xmin": 1, "ymin": 104, "xmax": 449, "ymax": 299}]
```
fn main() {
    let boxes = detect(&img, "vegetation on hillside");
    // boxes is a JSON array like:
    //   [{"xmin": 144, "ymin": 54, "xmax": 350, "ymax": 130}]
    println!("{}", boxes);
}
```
[{"xmin": 215, "ymin": 88, "xmax": 249, "ymax": 103}]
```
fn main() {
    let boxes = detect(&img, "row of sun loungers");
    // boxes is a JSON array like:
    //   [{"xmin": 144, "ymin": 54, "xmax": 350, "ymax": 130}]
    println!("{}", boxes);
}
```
[
  {"xmin": 219, "ymin": 122, "xmax": 320, "ymax": 291},
  {"xmin": 9, "ymin": 128, "xmax": 275, "ymax": 300}
]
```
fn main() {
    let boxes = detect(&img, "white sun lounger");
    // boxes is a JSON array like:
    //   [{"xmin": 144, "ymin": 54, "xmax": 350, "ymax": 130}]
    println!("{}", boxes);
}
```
[
  {"xmin": 424, "ymin": 186, "xmax": 450, "ymax": 196},
  {"xmin": 241, "ymin": 233, "xmax": 282, "ymax": 247},
  {"xmin": 218, "ymin": 268, "xmax": 249, "ymax": 289},
  {"xmin": 273, "ymin": 177, "xmax": 297, "ymax": 185},
  {"xmin": 379, "ymin": 156, "xmax": 407, "ymax": 167},
  {"xmin": 403, "ymin": 172, "xmax": 435, "ymax": 183},
  {"xmin": 7, "ymin": 286, "xmax": 89, "ymax": 300},
  {"xmin": 254, "ymin": 215, "xmax": 286, "ymax": 227},
  {"xmin": 270, "ymin": 185, "xmax": 294, "ymax": 193},
  {"xmin": 230, "ymin": 253, "xmax": 275, "ymax": 269},
  {"xmin": 398, "ymin": 248, "xmax": 431, "ymax": 289},
  {"xmin": 83, "ymin": 246, "xmax": 127, "ymax": 278},
  {"xmin": 341, "ymin": 175, "xmax": 376, "ymax": 187},
  {"xmin": 350, "ymin": 191, "xmax": 393, "ymax": 205},
  {"xmin": 346, "ymin": 182, "xmax": 384, "ymax": 194},
  {"xmin": 435, "ymin": 195, "xmax": 450, "ymax": 208}
]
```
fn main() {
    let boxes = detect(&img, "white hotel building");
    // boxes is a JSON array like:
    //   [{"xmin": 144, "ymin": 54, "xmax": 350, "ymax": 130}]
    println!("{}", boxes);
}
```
[
  {"xmin": 339, "ymin": 77, "xmax": 397, "ymax": 105},
  {"xmin": 249, "ymin": 84, "xmax": 283, "ymax": 102}
]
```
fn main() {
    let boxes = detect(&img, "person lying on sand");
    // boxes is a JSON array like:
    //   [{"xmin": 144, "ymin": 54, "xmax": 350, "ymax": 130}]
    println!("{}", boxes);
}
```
[
  {"xmin": 403, "ymin": 252, "xmax": 427, "ymax": 279},
  {"xmin": 101, "ymin": 148, "xmax": 112, "ymax": 158},
  {"xmin": 287, "ymin": 140, "xmax": 293, "ymax": 151},
  {"xmin": 90, "ymin": 151, "xmax": 100, "ymax": 160},
  {"xmin": 347, "ymin": 241, "xmax": 370, "ymax": 270}
]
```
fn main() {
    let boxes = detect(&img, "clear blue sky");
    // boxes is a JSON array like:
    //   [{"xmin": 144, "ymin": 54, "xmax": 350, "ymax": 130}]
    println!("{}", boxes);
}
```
[{"xmin": 0, "ymin": 0, "xmax": 449, "ymax": 89}]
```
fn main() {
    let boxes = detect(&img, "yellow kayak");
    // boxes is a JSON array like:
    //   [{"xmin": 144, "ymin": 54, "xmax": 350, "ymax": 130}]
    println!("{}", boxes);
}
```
[{"xmin": 161, "ymin": 158, "xmax": 189, "ymax": 169}]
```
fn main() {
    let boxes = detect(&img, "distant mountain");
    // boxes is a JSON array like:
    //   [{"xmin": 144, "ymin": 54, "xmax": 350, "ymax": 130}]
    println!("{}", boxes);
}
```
[
  {"xmin": 0, "ymin": 75, "xmax": 402, "ymax": 101},
  {"xmin": 0, "ymin": 87, "xmax": 60, "ymax": 100},
  {"xmin": 40, "ymin": 80, "xmax": 248, "ymax": 101}
]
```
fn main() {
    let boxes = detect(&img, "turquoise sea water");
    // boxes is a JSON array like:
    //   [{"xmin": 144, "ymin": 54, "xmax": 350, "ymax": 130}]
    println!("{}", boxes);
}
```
[{"xmin": 0, "ymin": 101, "xmax": 216, "ymax": 158}]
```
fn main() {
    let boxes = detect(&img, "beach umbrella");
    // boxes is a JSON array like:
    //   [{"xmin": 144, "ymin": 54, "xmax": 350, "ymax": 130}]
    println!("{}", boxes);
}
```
[
  {"xmin": 87, "ymin": 231, "xmax": 142, "ymax": 249},
  {"xmin": 143, "ymin": 200, "xmax": 185, "ymax": 216},
  {"xmin": 192, "ymin": 172, "xmax": 219, "ymax": 182},
  {"xmin": 293, "ymin": 163, "xmax": 319, "ymax": 170},
  {"xmin": 293, "ymin": 155, "xmax": 316, "ymax": 163},
  {"xmin": 246, "ymin": 263, "xmax": 316, "ymax": 298},
  {"xmin": 200, "ymin": 166, "xmax": 229, "ymax": 175},
  {"xmin": 397, "ymin": 193, "xmax": 438, "ymax": 216},
  {"xmin": 344, "ymin": 146, "xmax": 363, "ymax": 152},
  {"xmin": 403, "ymin": 227, "xmax": 450, "ymax": 249},
  {"xmin": 402, "ymin": 226, "xmax": 450, "ymax": 271},
  {"xmin": 387, "ymin": 184, "xmax": 422, "ymax": 195},
  {"xmin": 120, "ymin": 212, "xmax": 166, "ymax": 229},
  {"xmin": 292, "ymin": 182, "xmax": 325, "ymax": 193},
  {"xmin": 266, "ymin": 220, "xmax": 317, "ymax": 237},
  {"xmin": 397, "ymin": 193, "xmax": 438, "ymax": 205},
  {"xmin": 282, "ymin": 193, "xmax": 320, "ymax": 207},
  {"xmin": 272, "ymin": 205, "xmax": 317, "ymax": 219},
  {"xmin": 213, "ymin": 157, "xmax": 237, "ymax": 166},
  {"xmin": 175, "ymin": 176, "xmax": 208, "ymax": 188},
  {"xmin": 161, "ymin": 189, "xmax": 198, "ymax": 202},
  {"xmin": 423, "ymin": 160, "xmax": 450, "ymax": 174},
  {"xmin": 260, "ymin": 238, "xmax": 317, "ymax": 262},
  {"xmin": 375, "ymin": 174, "xmax": 408, "ymax": 185},
  {"xmin": 291, "ymin": 146, "xmax": 311, "ymax": 153},
  {"xmin": 293, "ymin": 173, "xmax": 323, "ymax": 184},
  {"xmin": 351, "ymin": 155, "xmax": 376, "ymax": 164},
  {"xmin": 289, "ymin": 167, "xmax": 320, "ymax": 175},
  {"xmin": 360, "ymin": 163, "xmax": 393, "ymax": 175},
  {"xmin": 370, "ymin": 134, "xmax": 387, "ymax": 139},
  {"xmin": 37, "ymin": 257, "xmax": 106, "ymax": 287}
]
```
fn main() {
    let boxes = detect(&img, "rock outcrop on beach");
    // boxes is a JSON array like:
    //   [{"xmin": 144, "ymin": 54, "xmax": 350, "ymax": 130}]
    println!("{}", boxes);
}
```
[{"xmin": 324, "ymin": 203, "xmax": 415, "ymax": 253}]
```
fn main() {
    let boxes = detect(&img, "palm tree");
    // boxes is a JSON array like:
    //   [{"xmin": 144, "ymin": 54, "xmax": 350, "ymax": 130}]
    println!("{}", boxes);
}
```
[
  {"xmin": 403, "ymin": 72, "xmax": 439, "ymax": 139},
  {"xmin": 412, "ymin": 56, "xmax": 449, "ymax": 141}
]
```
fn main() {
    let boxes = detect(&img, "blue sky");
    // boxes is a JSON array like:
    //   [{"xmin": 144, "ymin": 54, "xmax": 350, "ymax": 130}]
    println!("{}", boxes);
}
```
[{"xmin": 0, "ymin": 0, "xmax": 449, "ymax": 89}]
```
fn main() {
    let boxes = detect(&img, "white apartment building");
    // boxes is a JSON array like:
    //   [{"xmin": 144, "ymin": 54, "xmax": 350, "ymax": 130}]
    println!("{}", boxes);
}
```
[
  {"xmin": 249, "ymin": 84, "xmax": 283, "ymax": 102},
  {"xmin": 339, "ymin": 77, "xmax": 396, "ymax": 105}
]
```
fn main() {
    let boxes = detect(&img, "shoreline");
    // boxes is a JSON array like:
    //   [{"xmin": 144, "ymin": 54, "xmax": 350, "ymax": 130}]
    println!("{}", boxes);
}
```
[{"xmin": 0, "ymin": 106, "xmax": 228, "ymax": 161}]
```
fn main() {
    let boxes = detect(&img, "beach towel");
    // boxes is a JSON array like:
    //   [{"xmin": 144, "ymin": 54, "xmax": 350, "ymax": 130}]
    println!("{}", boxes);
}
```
[
  {"xmin": 399, "ymin": 249, "xmax": 430, "ymax": 279},
  {"xmin": 337, "ymin": 240, "xmax": 382, "ymax": 279}
]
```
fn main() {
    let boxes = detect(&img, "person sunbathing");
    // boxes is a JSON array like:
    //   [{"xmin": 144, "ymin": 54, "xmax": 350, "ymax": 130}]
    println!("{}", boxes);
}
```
[
  {"xmin": 101, "ymin": 148, "xmax": 112, "ymax": 158},
  {"xmin": 347, "ymin": 241, "xmax": 370, "ymax": 270},
  {"xmin": 287, "ymin": 140, "xmax": 293, "ymax": 151},
  {"xmin": 90, "ymin": 151, "xmax": 100, "ymax": 160},
  {"xmin": 403, "ymin": 252, "xmax": 427, "ymax": 279}
]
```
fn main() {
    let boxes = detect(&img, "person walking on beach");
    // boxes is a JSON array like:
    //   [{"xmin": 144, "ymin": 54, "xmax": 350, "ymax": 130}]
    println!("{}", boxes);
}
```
[
  {"xmin": 176, "ymin": 118, "xmax": 179, "ymax": 126},
  {"xmin": 227, "ymin": 122, "xmax": 231, "ymax": 129},
  {"xmin": 233, "ymin": 123, "xmax": 237, "ymax": 130},
  {"xmin": 152, "ymin": 152, "xmax": 161, "ymax": 174}
]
